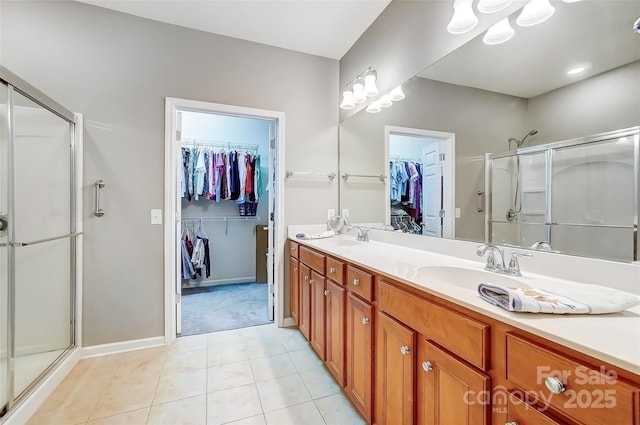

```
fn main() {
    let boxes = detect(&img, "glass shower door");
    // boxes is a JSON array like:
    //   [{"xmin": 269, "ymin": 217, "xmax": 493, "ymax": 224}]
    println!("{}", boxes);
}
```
[
  {"xmin": 11, "ymin": 89, "xmax": 73, "ymax": 397},
  {"xmin": 0, "ymin": 80, "xmax": 9, "ymax": 414}
]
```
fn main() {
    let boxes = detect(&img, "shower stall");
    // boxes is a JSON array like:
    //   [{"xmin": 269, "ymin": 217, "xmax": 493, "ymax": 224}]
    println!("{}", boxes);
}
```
[
  {"xmin": 1, "ymin": 66, "xmax": 80, "ymax": 417},
  {"xmin": 486, "ymin": 127, "xmax": 639, "ymax": 262}
]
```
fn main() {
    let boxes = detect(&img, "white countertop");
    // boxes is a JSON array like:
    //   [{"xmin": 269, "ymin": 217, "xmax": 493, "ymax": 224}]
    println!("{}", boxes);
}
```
[{"xmin": 289, "ymin": 231, "xmax": 640, "ymax": 375}]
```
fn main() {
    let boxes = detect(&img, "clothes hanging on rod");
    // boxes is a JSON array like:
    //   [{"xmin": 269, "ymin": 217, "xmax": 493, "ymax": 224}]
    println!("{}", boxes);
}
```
[
  {"xmin": 181, "ymin": 144, "xmax": 262, "ymax": 215},
  {"xmin": 389, "ymin": 159, "xmax": 423, "ymax": 220},
  {"xmin": 180, "ymin": 220, "xmax": 211, "ymax": 280}
]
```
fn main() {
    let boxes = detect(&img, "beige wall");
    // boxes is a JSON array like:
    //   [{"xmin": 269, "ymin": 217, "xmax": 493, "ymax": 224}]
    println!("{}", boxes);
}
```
[{"xmin": 0, "ymin": 1, "xmax": 339, "ymax": 345}]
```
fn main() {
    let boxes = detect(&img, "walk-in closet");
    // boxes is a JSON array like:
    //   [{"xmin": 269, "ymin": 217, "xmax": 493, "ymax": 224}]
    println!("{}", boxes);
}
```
[{"xmin": 177, "ymin": 110, "xmax": 274, "ymax": 336}]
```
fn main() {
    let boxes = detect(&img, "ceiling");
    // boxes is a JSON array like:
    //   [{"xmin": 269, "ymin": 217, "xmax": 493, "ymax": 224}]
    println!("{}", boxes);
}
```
[
  {"xmin": 77, "ymin": 0, "xmax": 392, "ymax": 60},
  {"xmin": 419, "ymin": 1, "xmax": 640, "ymax": 99}
]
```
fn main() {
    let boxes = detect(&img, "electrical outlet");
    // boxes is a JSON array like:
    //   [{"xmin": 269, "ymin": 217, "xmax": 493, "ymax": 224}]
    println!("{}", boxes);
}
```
[
  {"xmin": 455, "ymin": 208, "xmax": 461, "ymax": 219},
  {"xmin": 150, "ymin": 209, "xmax": 163, "ymax": 225},
  {"xmin": 341, "ymin": 209, "xmax": 349, "ymax": 222}
]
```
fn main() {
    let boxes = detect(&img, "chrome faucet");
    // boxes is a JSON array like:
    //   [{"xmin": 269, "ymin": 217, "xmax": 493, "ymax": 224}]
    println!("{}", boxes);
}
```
[
  {"xmin": 477, "ymin": 244, "xmax": 533, "ymax": 276},
  {"xmin": 530, "ymin": 240, "xmax": 552, "ymax": 251},
  {"xmin": 353, "ymin": 226, "xmax": 370, "ymax": 242},
  {"xmin": 476, "ymin": 244, "xmax": 506, "ymax": 272}
]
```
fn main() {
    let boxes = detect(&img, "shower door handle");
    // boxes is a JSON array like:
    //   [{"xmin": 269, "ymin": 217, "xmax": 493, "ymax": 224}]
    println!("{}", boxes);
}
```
[
  {"xmin": 477, "ymin": 190, "xmax": 485, "ymax": 213},
  {"xmin": 94, "ymin": 180, "xmax": 105, "ymax": 217}
]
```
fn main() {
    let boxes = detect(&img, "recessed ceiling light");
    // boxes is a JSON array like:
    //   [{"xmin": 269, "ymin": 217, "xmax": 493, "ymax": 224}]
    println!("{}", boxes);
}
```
[{"xmin": 567, "ymin": 67, "xmax": 585, "ymax": 75}]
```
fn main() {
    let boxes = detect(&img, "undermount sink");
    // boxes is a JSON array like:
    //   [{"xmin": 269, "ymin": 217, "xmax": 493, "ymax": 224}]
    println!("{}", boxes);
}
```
[
  {"xmin": 333, "ymin": 239, "xmax": 362, "ymax": 247},
  {"xmin": 410, "ymin": 265, "xmax": 531, "ymax": 291}
]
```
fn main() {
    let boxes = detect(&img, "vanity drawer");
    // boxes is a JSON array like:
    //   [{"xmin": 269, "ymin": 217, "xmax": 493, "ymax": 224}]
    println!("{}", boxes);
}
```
[
  {"xmin": 326, "ymin": 257, "xmax": 344, "ymax": 285},
  {"xmin": 506, "ymin": 333, "xmax": 640, "ymax": 425},
  {"xmin": 346, "ymin": 265, "xmax": 373, "ymax": 301},
  {"xmin": 378, "ymin": 280, "xmax": 489, "ymax": 370},
  {"xmin": 299, "ymin": 246, "xmax": 325, "ymax": 274},
  {"xmin": 506, "ymin": 392, "xmax": 567, "ymax": 425},
  {"xmin": 289, "ymin": 240, "xmax": 299, "ymax": 258}
]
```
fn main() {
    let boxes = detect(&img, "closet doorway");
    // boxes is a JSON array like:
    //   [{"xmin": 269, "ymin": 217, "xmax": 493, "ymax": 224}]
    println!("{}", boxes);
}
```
[
  {"xmin": 385, "ymin": 126, "xmax": 455, "ymax": 238},
  {"xmin": 164, "ymin": 99, "xmax": 284, "ymax": 341}
]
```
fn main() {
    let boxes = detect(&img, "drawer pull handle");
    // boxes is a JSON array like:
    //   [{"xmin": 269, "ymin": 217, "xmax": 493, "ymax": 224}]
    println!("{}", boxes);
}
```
[
  {"xmin": 324, "ymin": 289, "xmax": 329, "ymax": 296},
  {"xmin": 330, "ymin": 267, "xmax": 336, "ymax": 273},
  {"xmin": 422, "ymin": 361, "xmax": 433, "ymax": 372},
  {"xmin": 400, "ymin": 345, "xmax": 410, "ymax": 355},
  {"xmin": 353, "ymin": 278, "xmax": 361, "ymax": 286},
  {"xmin": 362, "ymin": 317, "xmax": 369, "ymax": 325},
  {"xmin": 545, "ymin": 376, "xmax": 566, "ymax": 395}
]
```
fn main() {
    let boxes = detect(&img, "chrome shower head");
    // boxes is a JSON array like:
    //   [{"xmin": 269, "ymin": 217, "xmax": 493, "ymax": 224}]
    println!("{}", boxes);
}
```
[{"xmin": 520, "ymin": 129, "xmax": 538, "ymax": 146}]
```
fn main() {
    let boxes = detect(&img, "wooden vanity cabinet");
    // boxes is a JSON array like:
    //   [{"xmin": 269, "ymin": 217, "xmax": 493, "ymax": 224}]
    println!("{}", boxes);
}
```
[
  {"xmin": 346, "ymin": 292, "xmax": 374, "ymax": 423},
  {"xmin": 310, "ymin": 269, "xmax": 327, "ymax": 359},
  {"xmin": 289, "ymin": 241, "xmax": 299, "ymax": 325},
  {"xmin": 325, "ymin": 276, "xmax": 346, "ymax": 387},
  {"xmin": 298, "ymin": 263, "xmax": 311, "ymax": 340},
  {"xmin": 376, "ymin": 311, "xmax": 416, "ymax": 425}
]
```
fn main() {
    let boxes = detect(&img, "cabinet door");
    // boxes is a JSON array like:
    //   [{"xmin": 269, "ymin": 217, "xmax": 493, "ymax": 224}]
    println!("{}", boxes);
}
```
[
  {"xmin": 346, "ymin": 293, "xmax": 374, "ymax": 423},
  {"xmin": 299, "ymin": 263, "xmax": 311, "ymax": 340},
  {"xmin": 325, "ymin": 280, "xmax": 346, "ymax": 387},
  {"xmin": 290, "ymin": 257, "xmax": 299, "ymax": 325},
  {"xmin": 418, "ymin": 338, "xmax": 490, "ymax": 425},
  {"xmin": 310, "ymin": 270, "xmax": 326, "ymax": 360},
  {"xmin": 376, "ymin": 311, "xmax": 416, "ymax": 425}
]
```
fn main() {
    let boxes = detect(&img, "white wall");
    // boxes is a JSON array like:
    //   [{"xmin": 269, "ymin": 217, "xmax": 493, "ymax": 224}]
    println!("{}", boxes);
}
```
[{"xmin": 0, "ymin": 1, "xmax": 339, "ymax": 345}]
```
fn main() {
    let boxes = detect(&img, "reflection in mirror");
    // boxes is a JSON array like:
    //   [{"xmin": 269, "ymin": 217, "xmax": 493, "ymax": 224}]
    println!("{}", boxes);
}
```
[{"xmin": 338, "ymin": 0, "xmax": 640, "ymax": 262}]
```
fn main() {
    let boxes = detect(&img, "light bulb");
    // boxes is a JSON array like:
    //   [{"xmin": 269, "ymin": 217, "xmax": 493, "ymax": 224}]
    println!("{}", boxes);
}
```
[
  {"xmin": 366, "ymin": 101, "xmax": 381, "ymax": 113},
  {"xmin": 516, "ymin": 0, "xmax": 555, "ymax": 27},
  {"xmin": 389, "ymin": 85, "xmax": 405, "ymax": 101},
  {"xmin": 447, "ymin": 0, "xmax": 478, "ymax": 34},
  {"xmin": 363, "ymin": 73, "xmax": 379, "ymax": 97},
  {"xmin": 483, "ymin": 18, "xmax": 515, "ymax": 45},
  {"xmin": 340, "ymin": 90, "xmax": 356, "ymax": 110},
  {"xmin": 477, "ymin": 0, "xmax": 514, "ymax": 13},
  {"xmin": 378, "ymin": 94, "xmax": 392, "ymax": 108},
  {"xmin": 352, "ymin": 80, "xmax": 366, "ymax": 104}
]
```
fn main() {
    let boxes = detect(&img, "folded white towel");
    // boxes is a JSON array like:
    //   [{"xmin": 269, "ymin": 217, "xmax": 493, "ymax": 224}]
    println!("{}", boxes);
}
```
[
  {"xmin": 477, "ymin": 282, "xmax": 640, "ymax": 314},
  {"xmin": 295, "ymin": 230, "xmax": 335, "ymax": 240}
]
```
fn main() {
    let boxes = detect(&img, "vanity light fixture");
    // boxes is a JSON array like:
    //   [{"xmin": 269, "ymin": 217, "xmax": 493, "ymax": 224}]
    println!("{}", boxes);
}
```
[
  {"xmin": 447, "ymin": 0, "xmax": 478, "ymax": 34},
  {"xmin": 378, "ymin": 94, "xmax": 393, "ymax": 108},
  {"xmin": 483, "ymin": 17, "xmax": 515, "ymax": 44},
  {"xmin": 516, "ymin": 0, "xmax": 555, "ymax": 27},
  {"xmin": 340, "ymin": 67, "xmax": 379, "ymax": 110},
  {"xmin": 478, "ymin": 0, "xmax": 514, "ymax": 14},
  {"xmin": 366, "ymin": 101, "xmax": 382, "ymax": 113},
  {"xmin": 389, "ymin": 85, "xmax": 405, "ymax": 101}
]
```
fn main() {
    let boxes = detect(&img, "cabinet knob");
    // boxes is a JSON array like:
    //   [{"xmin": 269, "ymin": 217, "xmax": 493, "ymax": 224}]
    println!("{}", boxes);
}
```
[
  {"xmin": 303, "ymin": 275, "xmax": 308, "ymax": 281},
  {"xmin": 422, "ymin": 361, "xmax": 433, "ymax": 372},
  {"xmin": 330, "ymin": 267, "xmax": 336, "ymax": 273},
  {"xmin": 291, "ymin": 247, "xmax": 295, "ymax": 252},
  {"xmin": 505, "ymin": 422, "xmax": 518, "ymax": 425},
  {"xmin": 324, "ymin": 289, "xmax": 329, "ymax": 296},
  {"xmin": 293, "ymin": 267, "xmax": 298, "ymax": 272},
  {"xmin": 309, "ymin": 279, "xmax": 313, "ymax": 285},
  {"xmin": 400, "ymin": 345, "xmax": 410, "ymax": 355},
  {"xmin": 353, "ymin": 278, "xmax": 360, "ymax": 286},
  {"xmin": 362, "ymin": 317, "xmax": 369, "ymax": 325},
  {"xmin": 544, "ymin": 376, "xmax": 566, "ymax": 395}
]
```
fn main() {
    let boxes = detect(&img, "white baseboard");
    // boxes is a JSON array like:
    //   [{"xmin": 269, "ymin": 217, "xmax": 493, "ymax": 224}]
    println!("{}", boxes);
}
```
[
  {"xmin": 2, "ymin": 348, "xmax": 82, "ymax": 425},
  {"xmin": 282, "ymin": 317, "xmax": 295, "ymax": 327},
  {"xmin": 82, "ymin": 336, "xmax": 166, "ymax": 359}
]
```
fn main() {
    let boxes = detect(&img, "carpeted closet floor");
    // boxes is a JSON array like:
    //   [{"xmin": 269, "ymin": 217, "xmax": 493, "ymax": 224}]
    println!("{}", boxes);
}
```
[{"xmin": 180, "ymin": 282, "xmax": 273, "ymax": 336}]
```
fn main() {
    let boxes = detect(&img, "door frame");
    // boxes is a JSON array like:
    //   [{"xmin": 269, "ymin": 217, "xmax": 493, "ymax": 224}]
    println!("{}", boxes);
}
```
[
  {"xmin": 163, "ymin": 97, "xmax": 285, "ymax": 344},
  {"xmin": 384, "ymin": 125, "xmax": 456, "ymax": 239}
]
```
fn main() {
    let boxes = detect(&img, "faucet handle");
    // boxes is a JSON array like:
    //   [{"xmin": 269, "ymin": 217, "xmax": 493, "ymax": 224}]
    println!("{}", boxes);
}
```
[{"xmin": 506, "ymin": 251, "xmax": 533, "ymax": 276}]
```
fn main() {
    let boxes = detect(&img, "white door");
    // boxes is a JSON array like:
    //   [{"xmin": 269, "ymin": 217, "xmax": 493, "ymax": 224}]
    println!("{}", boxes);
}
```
[
  {"xmin": 422, "ymin": 143, "xmax": 443, "ymax": 237},
  {"xmin": 266, "ymin": 122, "xmax": 276, "ymax": 321}
]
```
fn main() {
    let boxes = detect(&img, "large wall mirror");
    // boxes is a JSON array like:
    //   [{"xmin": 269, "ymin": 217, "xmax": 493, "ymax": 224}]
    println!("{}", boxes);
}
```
[{"xmin": 339, "ymin": 0, "xmax": 640, "ymax": 262}]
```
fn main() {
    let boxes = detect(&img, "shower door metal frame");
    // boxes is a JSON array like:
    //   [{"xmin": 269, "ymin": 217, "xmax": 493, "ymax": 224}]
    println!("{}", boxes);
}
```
[
  {"xmin": 0, "ymin": 65, "xmax": 80, "ymax": 415},
  {"xmin": 486, "ymin": 126, "xmax": 640, "ymax": 262}
]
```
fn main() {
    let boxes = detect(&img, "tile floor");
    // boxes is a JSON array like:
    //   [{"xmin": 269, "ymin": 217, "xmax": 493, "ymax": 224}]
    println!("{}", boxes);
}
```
[{"xmin": 26, "ymin": 324, "xmax": 366, "ymax": 425}]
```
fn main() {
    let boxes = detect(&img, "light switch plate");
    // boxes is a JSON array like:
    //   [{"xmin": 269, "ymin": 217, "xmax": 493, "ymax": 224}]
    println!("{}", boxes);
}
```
[
  {"xmin": 455, "ymin": 208, "xmax": 461, "ymax": 218},
  {"xmin": 327, "ymin": 209, "xmax": 335, "ymax": 220},
  {"xmin": 151, "ymin": 209, "xmax": 163, "ymax": 225}
]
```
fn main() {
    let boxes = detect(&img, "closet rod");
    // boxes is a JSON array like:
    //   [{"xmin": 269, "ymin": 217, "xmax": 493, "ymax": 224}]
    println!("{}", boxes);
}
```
[
  {"xmin": 180, "ymin": 138, "xmax": 259, "ymax": 152},
  {"xmin": 390, "ymin": 156, "xmax": 422, "ymax": 163},
  {"xmin": 181, "ymin": 216, "xmax": 261, "ymax": 222}
]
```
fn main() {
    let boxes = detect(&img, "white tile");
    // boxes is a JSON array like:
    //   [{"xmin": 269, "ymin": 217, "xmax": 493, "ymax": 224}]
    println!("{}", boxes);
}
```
[
  {"xmin": 299, "ymin": 367, "xmax": 342, "ymax": 399},
  {"xmin": 288, "ymin": 348, "xmax": 324, "ymax": 373},
  {"xmin": 207, "ymin": 361, "xmax": 255, "ymax": 392},
  {"xmin": 163, "ymin": 348, "xmax": 207, "ymax": 375},
  {"xmin": 278, "ymin": 330, "xmax": 310, "ymax": 352},
  {"xmin": 250, "ymin": 353, "xmax": 297, "ymax": 382},
  {"xmin": 245, "ymin": 339, "xmax": 287, "ymax": 359},
  {"xmin": 208, "ymin": 342, "xmax": 250, "ymax": 367},
  {"xmin": 224, "ymin": 415, "xmax": 267, "ymax": 425},
  {"xmin": 172, "ymin": 334, "xmax": 208, "ymax": 353},
  {"xmin": 265, "ymin": 401, "xmax": 326, "ymax": 425},
  {"xmin": 154, "ymin": 369, "xmax": 207, "ymax": 405},
  {"xmin": 207, "ymin": 383, "xmax": 263, "ymax": 425},
  {"xmin": 315, "ymin": 393, "xmax": 366, "ymax": 425},
  {"xmin": 256, "ymin": 374, "xmax": 312, "ymax": 413},
  {"xmin": 89, "ymin": 377, "xmax": 159, "ymax": 420},
  {"xmin": 85, "ymin": 407, "xmax": 150, "ymax": 425},
  {"xmin": 148, "ymin": 394, "xmax": 206, "ymax": 425}
]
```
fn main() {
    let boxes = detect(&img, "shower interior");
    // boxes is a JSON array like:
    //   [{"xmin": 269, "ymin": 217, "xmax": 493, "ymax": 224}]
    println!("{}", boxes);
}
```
[
  {"xmin": 1, "ymin": 67, "xmax": 79, "ymax": 419},
  {"xmin": 486, "ymin": 127, "xmax": 639, "ymax": 262}
]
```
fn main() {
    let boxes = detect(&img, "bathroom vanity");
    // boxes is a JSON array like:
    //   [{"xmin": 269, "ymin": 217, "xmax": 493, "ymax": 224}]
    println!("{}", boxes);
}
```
[{"xmin": 288, "ymin": 233, "xmax": 640, "ymax": 425}]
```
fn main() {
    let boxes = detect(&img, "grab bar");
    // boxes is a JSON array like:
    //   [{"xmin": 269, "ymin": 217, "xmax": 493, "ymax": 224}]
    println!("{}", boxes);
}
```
[
  {"xmin": 94, "ymin": 180, "xmax": 105, "ymax": 217},
  {"xmin": 0, "ymin": 232, "xmax": 83, "ymax": 247}
]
